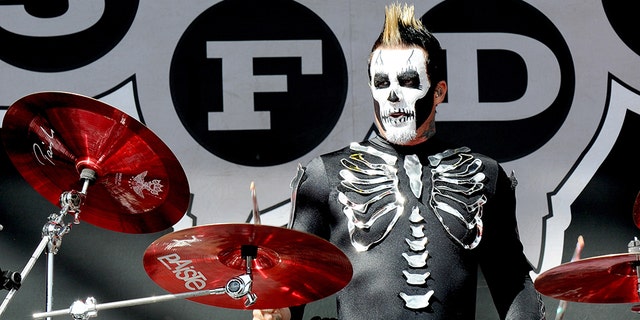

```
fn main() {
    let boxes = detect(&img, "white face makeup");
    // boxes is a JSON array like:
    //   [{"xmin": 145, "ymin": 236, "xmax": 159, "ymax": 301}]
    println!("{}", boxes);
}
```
[{"xmin": 369, "ymin": 48, "xmax": 431, "ymax": 145}]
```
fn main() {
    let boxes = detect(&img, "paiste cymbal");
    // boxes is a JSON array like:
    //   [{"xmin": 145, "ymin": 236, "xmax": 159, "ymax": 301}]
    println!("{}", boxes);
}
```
[
  {"xmin": 535, "ymin": 252, "xmax": 640, "ymax": 303},
  {"xmin": 143, "ymin": 223, "xmax": 353, "ymax": 309},
  {"xmin": 1, "ymin": 91, "xmax": 190, "ymax": 233}
]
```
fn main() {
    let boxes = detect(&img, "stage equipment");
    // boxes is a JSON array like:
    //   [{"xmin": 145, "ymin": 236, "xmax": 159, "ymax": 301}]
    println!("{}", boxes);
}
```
[
  {"xmin": 536, "ymin": 238, "xmax": 640, "ymax": 305},
  {"xmin": 0, "ymin": 91, "xmax": 190, "ymax": 318},
  {"xmin": 142, "ymin": 223, "xmax": 353, "ymax": 310}
]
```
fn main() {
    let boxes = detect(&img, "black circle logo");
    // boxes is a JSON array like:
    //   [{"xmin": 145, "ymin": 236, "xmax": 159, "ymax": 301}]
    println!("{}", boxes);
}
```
[
  {"xmin": 423, "ymin": 0, "xmax": 574, "ymax": 162},
  {"xmin": 170, "ymin": 0, "xmax": 348, "ymax": 166},
  {"xmin": 0, "ymin": 1, "xmax": 139, "ymax": 72}
]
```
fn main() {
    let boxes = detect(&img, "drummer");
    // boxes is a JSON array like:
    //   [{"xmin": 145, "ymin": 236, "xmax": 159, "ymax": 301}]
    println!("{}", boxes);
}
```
[{"xmin": 254, "ymin": 3, "xmax": 545, "ymax": 320}]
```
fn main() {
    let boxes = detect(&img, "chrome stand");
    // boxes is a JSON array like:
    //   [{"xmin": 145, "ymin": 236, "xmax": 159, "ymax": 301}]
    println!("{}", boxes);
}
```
[
  {"xmin": 0, "ymin": 169, "xmax": 96, "ymax": 319},
  {"xmin": 32, "ymin": 273, "xmax": 257, "ymax": 319},
  {"xmin": 30, "ymin": 180, "xmax": 264, "ymax": 319}
]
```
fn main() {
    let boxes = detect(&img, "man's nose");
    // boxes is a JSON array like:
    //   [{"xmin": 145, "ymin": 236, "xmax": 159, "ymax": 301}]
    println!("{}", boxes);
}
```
[{"xmin": 387, "ymin": 90, "xmax": 400, "ymax": 102}]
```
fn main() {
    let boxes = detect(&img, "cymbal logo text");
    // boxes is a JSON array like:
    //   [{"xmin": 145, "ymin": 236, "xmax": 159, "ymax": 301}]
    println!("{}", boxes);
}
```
[
  {"xmin": 33, "ymin": 126, "xmax": 55, "ymax": 166},
  {"xmin": 157, "ymin": 253, "xmax": 208, "ymax": 290}
]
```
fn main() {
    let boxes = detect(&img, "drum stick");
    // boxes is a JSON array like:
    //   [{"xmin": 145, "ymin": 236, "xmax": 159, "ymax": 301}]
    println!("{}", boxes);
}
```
[{"xmin": 555, "ymin": 235, "xmax": 584, "ymax": 320}]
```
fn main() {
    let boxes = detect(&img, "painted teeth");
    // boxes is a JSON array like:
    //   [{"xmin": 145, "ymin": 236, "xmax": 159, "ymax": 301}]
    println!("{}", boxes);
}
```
[
  {"xmin": 383, "ymin": 116, "xmax": 414, "ymax": 125},
  {"xmin": 382, "ymin": 108, "xmax": 415, "ymax": 125},
  {"xmin": 382, "ymin": 107, "xmax": 413, "ymax": 118}
]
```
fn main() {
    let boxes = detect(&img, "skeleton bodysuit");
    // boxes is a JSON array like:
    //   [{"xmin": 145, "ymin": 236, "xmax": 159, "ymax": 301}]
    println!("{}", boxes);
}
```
[{"xmin": 289, "ymin": 136, "xmax": 544, "ymax": 320}]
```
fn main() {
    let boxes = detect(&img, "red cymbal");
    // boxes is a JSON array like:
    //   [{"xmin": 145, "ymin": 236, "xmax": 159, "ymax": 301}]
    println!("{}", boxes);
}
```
[
  {"xmin": 633, "ymin": 191, "xmax": 640, "ymax": 229},
  {"xmin": 535, "ymin": 253, "xmax": 640, "ymax": 303},
  {"xmin": 1, "ymin": 91, "xmax": 190, "ymax": 233},
  {"xmin": 143, "ymin": 223, "xmax": 353, "ymax": 309}
]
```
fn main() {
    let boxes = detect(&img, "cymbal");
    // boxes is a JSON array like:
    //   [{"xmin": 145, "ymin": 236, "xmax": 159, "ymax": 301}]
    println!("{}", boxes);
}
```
[
  {"xmin": 143, "ymin": 223, "xmax": 353, "ymax": 309},
  {"xmin": 633, "ymin": 191, "xmax": 640, "ymax": 229},
  {"xmin": 1, "ymin": 91, "xmax": 190, "ymax": 233},
  {"xmin": 535, "ymin": 252, "xmax": 640, "ymax": 303}
]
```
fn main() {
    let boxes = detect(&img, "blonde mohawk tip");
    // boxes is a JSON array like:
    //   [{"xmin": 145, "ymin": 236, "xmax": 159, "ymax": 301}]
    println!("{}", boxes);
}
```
[{"xmin": 381, "ymin": 3, "xmax": 424, "ymax": 46}]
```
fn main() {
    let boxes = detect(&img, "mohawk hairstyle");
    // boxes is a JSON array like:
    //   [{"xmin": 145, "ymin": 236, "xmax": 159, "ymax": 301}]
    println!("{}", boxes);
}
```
[
  {"xmin": 378, "ymin": 3, "xmax": 424, "ymax": 47},
  {"xmin": 369, "ymin": 2, "xmax": 445, "ymax": 83}
]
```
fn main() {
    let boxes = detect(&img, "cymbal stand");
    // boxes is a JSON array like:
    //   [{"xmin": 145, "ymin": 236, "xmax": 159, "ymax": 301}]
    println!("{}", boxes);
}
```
[
  {"xmin": 0, "ymin": 168, "xmax": 96, "ymax": 319},
  {"xmin": 628, "ymin": 237, "xmax": 640, "ymax": 301},
  {"xmin": 33, "ymin": 181, "xmax": 265, "ymax": 319},
  {"xmin": 32, "ymin": 271, "xmax": 259, "ymax": 319}
]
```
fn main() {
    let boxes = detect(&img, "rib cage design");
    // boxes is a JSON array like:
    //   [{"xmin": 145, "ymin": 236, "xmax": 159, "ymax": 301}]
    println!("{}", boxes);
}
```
[
  {"xmin": 337, "ymin": 143, "xmax": 487, "ymax": 310},
  {"xmin": 338, "ymin": 142, "xmax": 402, "ymax": 252},
  {"xmin": 428, "ymin": 147, "xmax": 486, "ymax": 250}
]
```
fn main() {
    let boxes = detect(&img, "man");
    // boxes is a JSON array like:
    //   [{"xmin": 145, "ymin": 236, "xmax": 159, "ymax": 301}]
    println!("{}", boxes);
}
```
[{"xmin": 254, "ymin": 3, "xmax": 546, "ymax": 319}]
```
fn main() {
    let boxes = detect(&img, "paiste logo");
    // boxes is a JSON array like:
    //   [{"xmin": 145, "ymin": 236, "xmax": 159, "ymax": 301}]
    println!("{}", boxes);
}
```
[
  {"xmin": 33, "ymin": 126, "xmax": 56, "ymax": 166},
  {"xmin": 157, "ymin": 253, "xmax": 208, "ymax": 291}
]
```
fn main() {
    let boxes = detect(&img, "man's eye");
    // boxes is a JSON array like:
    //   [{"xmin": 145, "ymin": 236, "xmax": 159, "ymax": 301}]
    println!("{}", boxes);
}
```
[
  {"xmin": 398, "ymin": 71, "xmax": 420, "ymax": 89},
  {"xmin": 375, "ymin": 80, "xmax": 390, "ymax": 88},
  {"xmin": 399, "ymin": 78, "xmax": 417, "ymax": 88},
  {"xmin": 373, "ymin": 74, "xmax": 390, "ymax": 89}
]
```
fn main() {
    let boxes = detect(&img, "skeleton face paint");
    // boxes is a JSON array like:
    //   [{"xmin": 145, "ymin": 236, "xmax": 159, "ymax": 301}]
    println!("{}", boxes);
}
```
[{"xmin": 370, "ymin": 48, "xmax": 432, "ymax": 145}]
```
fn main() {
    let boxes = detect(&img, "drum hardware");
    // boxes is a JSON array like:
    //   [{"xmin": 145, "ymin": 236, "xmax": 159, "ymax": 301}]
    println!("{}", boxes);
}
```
[
  {"xmin": 0, "ymin": 169, "xmax": 94, "ymax": 319},
  {"xmin": 31, "ymin": 183, "xmax": 352, "ymax": 318},
  {"xmin": 535, "ymin": 237, "xmax": 640, "ymax": 307},
  {"xmin": 0, "ymin": 268, "xmax": 22, "ymax": 292},
  {"xmin": 139, "ymin": 223, "xmax": 353, "ymax": 310},
  {"xmin": 0, "ymin": 91, "xmax": 190, "ymax": 318},
  {"xmin": 33, "ymin": 196, "xmax": 353, "ymax": 320},
  {"xmin": 633, "ymin": 190, "xmax": 640, "ymax": 230},
  {"xmin": 1, "ymin": 207, "xmax": 22, "ymax": 295},
  {"xmin": 139, "ymin": 183, "xmax": 352, "ymax": 310},
  {"xmin": 536, "ymin": 191, "xmax": 640, "ymax": 316},
  {"xmin": 2, "ymin": 92, "xmax": 351, "ymax": 318},
  {"xmin": 32, "ymin": 274, "xmax": 258, "ymax": 319},
  {"xmin": 0, "ymin": 91, "xmax": 190, "ymax": 234}
]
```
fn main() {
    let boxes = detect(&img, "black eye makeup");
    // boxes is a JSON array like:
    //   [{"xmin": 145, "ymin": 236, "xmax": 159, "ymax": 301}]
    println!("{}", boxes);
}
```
[
  {"xmin": 397, "ymin": 69, "xmax": 421, "ymax": 89},
  {"xmin": 374, "ymin": 73, "xmax": 390, "ymax": 89}
]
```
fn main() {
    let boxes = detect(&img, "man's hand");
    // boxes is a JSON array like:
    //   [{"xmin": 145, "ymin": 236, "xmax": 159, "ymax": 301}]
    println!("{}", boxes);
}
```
[{"xmin": 252, "ymin": 308, "xmax": 291, "ymax": 320}]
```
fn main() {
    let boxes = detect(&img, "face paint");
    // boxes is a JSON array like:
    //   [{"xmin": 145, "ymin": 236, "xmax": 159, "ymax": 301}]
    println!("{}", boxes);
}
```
[{"xmin": 369, "ymin": 48, "xmax": 432, "ymax": 145}]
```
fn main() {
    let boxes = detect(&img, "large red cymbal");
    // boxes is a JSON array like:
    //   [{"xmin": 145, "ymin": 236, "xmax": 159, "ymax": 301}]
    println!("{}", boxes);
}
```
[
  {"xmin": 143, "ymin": 223, "xmax": 353, "ymax": 309},
  {"xmin": 1, "ymin": 91, "xmax": 190, "ymax": 233},
  {"xmin": 535, "ymin": 252, "xmax": 640, "ymax": 303}
]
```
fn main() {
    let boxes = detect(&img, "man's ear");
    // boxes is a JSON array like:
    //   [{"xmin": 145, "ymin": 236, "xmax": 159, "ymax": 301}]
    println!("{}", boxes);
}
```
[{"xmin": 433, "ymin": 81, "xmax": 447, "ymax": 104}]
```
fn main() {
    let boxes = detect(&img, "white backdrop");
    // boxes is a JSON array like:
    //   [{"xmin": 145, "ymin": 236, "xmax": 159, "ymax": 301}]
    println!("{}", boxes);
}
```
[{"xmin": 2, "ymin": 1, "xmax": 640, "ymax": 319}]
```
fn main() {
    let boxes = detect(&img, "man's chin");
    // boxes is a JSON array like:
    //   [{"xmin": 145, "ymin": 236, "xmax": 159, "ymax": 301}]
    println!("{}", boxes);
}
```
[{"xmin": 384, "ymin": 129, "xmax": 417, "ymax": 145}]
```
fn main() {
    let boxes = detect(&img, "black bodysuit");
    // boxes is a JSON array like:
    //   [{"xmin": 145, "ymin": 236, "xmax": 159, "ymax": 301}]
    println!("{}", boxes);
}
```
[{"xmin": 288, "ymin": 135, "xmax": 545, "ymax": 320}]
